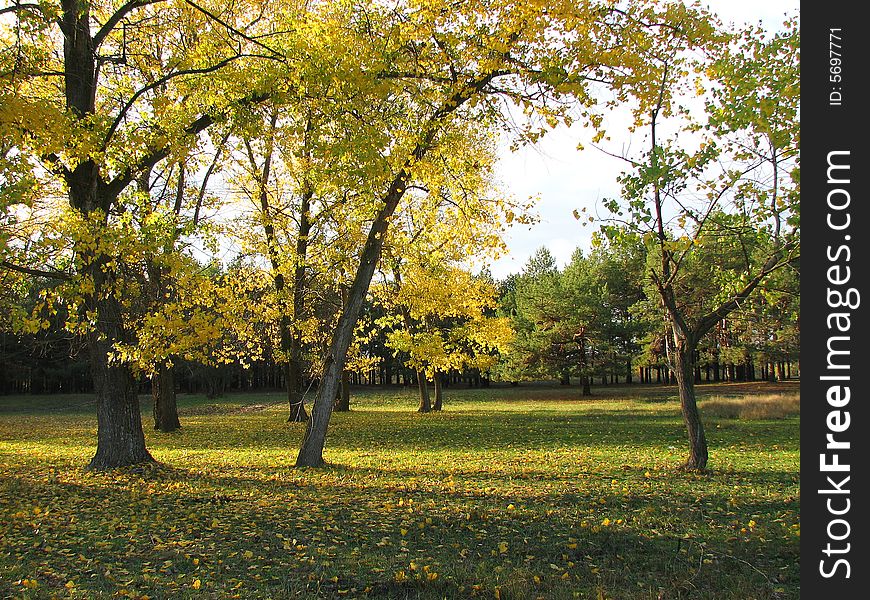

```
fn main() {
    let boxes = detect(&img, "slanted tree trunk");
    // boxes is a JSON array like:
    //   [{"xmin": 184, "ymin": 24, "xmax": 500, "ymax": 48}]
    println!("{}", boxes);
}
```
[
  {"xmin": 295, "ymin": 74, "xmax": 497, "ymax": 467},
  {"xmin": 152, "ymin": 363, "xmax": 180, "ymax": 433}
]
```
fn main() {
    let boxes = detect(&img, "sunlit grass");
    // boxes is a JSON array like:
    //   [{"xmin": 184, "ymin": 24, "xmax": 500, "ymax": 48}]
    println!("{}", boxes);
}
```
[
  {"xmin": 0, "ymin": 382, "xmax": 799, "ymax": 599},
  {"xmin": 701, "ymin": 393, "xmax": 800, "ymax": 420}
]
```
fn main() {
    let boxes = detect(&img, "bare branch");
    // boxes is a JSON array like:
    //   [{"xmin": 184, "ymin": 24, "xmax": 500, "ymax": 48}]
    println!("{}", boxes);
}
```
[
  {"xmin": 193, "ymin": 129, "xmax": 232, "ymax": 226},
  {"xmin": 0, "ymin": 2, "xmax": 42, "ymax": 17},
  {"xmin": 1, "ymin": 260, "xmax": 71, "ymax": 281},
  {"xmin": 182, "ymin": 0, "xmax": 283, "ymax": 59},
  {"xmin": 93, "ymin": 0, "xmax": 165, "ymax": 50}
]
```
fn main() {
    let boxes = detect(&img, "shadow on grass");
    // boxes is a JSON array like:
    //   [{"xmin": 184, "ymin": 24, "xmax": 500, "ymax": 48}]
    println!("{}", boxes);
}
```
[{"xmin": 0, "ymin": 463, "xmax": 799, "ymax": 600}]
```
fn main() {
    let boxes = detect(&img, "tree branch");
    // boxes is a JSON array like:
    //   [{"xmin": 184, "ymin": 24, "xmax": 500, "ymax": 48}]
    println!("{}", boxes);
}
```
[
  {"xmin": 93, "ymin": 0, "xmax": 165, "ymax": 50},
  {"xmin": 0, "ymin": 2, "xmax": 42, "ymax": 17},
  {"xmin": 1, "ymin": 260, "xmax": 71, "ymax": 281},
  {"xmin": 694, "ymin": 248, "xmax": 795, "ymax": 339},
  {"xmin": 183, "ymin": 0, "xmax": 283, "ymax": 59},
  {"xmin": 104, "ymin": 89, "xmax": 268, "ymax": 201},
  {"xmin": 100, "ymin": 53, "xmax": 267, "ymax": 152}
]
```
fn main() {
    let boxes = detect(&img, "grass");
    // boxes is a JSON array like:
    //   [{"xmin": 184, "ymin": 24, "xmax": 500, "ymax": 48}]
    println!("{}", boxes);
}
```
[
  {"xmin": 700, "ymin": 393, "xmax": 800, "ymax": 421},
  {"xmin": 0, "ymin": 382, "xmax": 799, "ymax": 599}
]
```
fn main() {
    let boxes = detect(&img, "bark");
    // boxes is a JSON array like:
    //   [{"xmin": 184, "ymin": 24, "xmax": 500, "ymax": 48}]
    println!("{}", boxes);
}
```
[
  {"xmin": 672, "ymin": 340, "xmax": 708, "ymax": 471},
  {"xmin": 432, "ymin": 372, "xmax": 443, "ymax": 411},
  {"xmin": 285, "ymin": 303, "xmax": 308, "ymax": 421},
  {"xmin": 152, "ymin": 363, "xmax": 180, "ymax": 432},
  {"xmin": 334, "ymin": 370, "xmax": 350, "ymax": 412},
  {"xmin": 294, "ymin": 73, "xmax": 497, "ymax": 467},
  {"xmin": 86, "ymin": 291, "xmax": 154, "ymax": 470},
  {"xmin": 417, "ymin": 371, "xmax": 431, "ymax": 413}
]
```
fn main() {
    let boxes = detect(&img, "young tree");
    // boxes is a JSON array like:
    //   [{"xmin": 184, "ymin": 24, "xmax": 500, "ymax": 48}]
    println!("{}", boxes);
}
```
[
  {"xmin": 599, "ymin": 17, "xmax": 799, "ymax": 469},
  {"xmin": 498, "ymin": 248, "xmax": 577, "ymax": 387}
]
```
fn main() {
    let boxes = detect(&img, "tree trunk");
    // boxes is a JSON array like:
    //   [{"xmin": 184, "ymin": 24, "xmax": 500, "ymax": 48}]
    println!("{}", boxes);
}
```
[
  {"xmin": 286, "ymin": 331, "xmax": 308, "ymax": 422},
  {"xmin": 432, "ymin": 372, "xmax": 443, "ymax": 411},
  {"xmin": 417, "ymin": 371, "xmax": 431, "ymax": 413},
  {"xmin": 295, "ymin": 76, "xmax": 493, "ymax": 467},
  {"xmin": 152, "ymin": 363, "xmax": 180, "ymax": 433},
  {"xmin": 672, "ymin": 341, "xmax": 708, "ymax": 471},
  {"xmin": 579, "ymin": 337, "xmax": 591, "ymax": 396},
  {"xmin": 287, "ymin": 177, "xmax": 314, "ymax": 421},
  {"xmin": 334, "ymin": 371, "xmax": 350, "ymax": 412},
  {"xmin": 294, "ymin": 190, "xmax": 402, "ymax": 466},
  {"xmin": 87, "ymin": 325, "xmax": 154, "ymax": 470}
]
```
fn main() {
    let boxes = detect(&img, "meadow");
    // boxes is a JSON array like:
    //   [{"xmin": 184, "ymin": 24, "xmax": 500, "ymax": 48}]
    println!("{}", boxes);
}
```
[{"xmin": 0, "ymin": 382, "xmax": 800, "ymax": 599}]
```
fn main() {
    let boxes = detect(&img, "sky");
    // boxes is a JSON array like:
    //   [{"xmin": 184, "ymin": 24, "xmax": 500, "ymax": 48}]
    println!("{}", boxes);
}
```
[{"xmin": 486, "ymin": 0, "xmax": 800, "ymax": 279}]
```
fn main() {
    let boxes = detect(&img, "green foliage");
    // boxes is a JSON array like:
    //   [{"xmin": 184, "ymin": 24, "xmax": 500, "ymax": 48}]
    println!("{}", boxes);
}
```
[
  {"xmin": 1, "ymin": 384, "xmax": 799, "ymax": 599},
  {"xmin": 497, "ymin": 242, "xmax": 646, "ymax": 386}
]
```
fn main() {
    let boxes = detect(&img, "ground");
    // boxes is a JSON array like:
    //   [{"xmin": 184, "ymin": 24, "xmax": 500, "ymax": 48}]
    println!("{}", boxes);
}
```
[{"xmin": 0, "ymin": 382, "xmax": 799, "ymax": 599}]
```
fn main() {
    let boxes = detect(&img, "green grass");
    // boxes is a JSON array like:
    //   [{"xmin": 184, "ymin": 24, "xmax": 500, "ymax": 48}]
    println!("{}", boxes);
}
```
[{"xmin": 0, "ymin": 382, "xmax": 799, "ymax": 599}]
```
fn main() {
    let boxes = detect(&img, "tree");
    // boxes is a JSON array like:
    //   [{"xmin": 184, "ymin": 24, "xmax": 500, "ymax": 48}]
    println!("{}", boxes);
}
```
[
  {"xmin": 298, "ymin": 0, "xmax": 668, "ymax": 466},
  {"xmin": 498, "ymin": 248, "xmax": 577, "ymax": 386},
  {"xmin": 1, "ymin": 0, "xmax": 287, "ymax": 468},
  {"xmin": 378, "ymin": 262, "xmax": 512, "ymax": 412},
  {"xmin": 499, "ymin": 247, "xmax": 626, "ymax": 395},
  {"xmin": 584, "ymin": 234, "xmax": 647, "ymax": 385},
  {"xmin": 599, "ymin": 17, "xmax": 799, "ymax": 469}
]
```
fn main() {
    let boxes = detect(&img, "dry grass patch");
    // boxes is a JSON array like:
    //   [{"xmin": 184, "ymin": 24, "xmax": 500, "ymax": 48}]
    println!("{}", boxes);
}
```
[{"xmin": 702, "ymin": 393, "xmax": 800, "ymax": 420}]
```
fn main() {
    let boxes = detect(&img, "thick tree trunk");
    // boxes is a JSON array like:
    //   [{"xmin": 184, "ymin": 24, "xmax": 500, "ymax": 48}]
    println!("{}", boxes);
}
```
[
  {"xmin": 432, "ymin": 372, "xmax": 443, "ymax": 411},
  {"xmin": 87, "ymin": 323, "xmax": 154, "ymax": 470},
  {"xmin": 71, "ymin": 171, "xmax": 154, "ymax": 469},
  {"xmin": 152, "ymin": 363, "xmax": 180, "ymax": 433},
  {"xmin": 63, "ymin": 0, "xmax": 150, "ymax": 470},
  {"xmin": 417, "ymin": 371, "xmax": 431, "ymax": 413},
  {"xmin": 672, "ymin": 342, "xmax": 708, "ymax": 471}
]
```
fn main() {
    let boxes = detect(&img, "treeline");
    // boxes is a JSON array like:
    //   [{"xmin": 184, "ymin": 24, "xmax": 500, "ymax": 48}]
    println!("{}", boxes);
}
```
[
  {"xmin": 496, "ymin": 240, "xmax": 799, "ymax": 393},
  {"xmin": 3, "ymin": 233, "xmax": 798, "ymax": 398},
  {"xmin": 1, "ymin": 0, "xmax": 798, "ymax": 470}
]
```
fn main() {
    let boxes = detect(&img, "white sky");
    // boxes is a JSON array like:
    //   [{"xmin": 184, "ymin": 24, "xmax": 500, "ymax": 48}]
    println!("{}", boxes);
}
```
[{"xmin": 486, "ymin": 0, "xmax": 799, "ymax": 279}]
